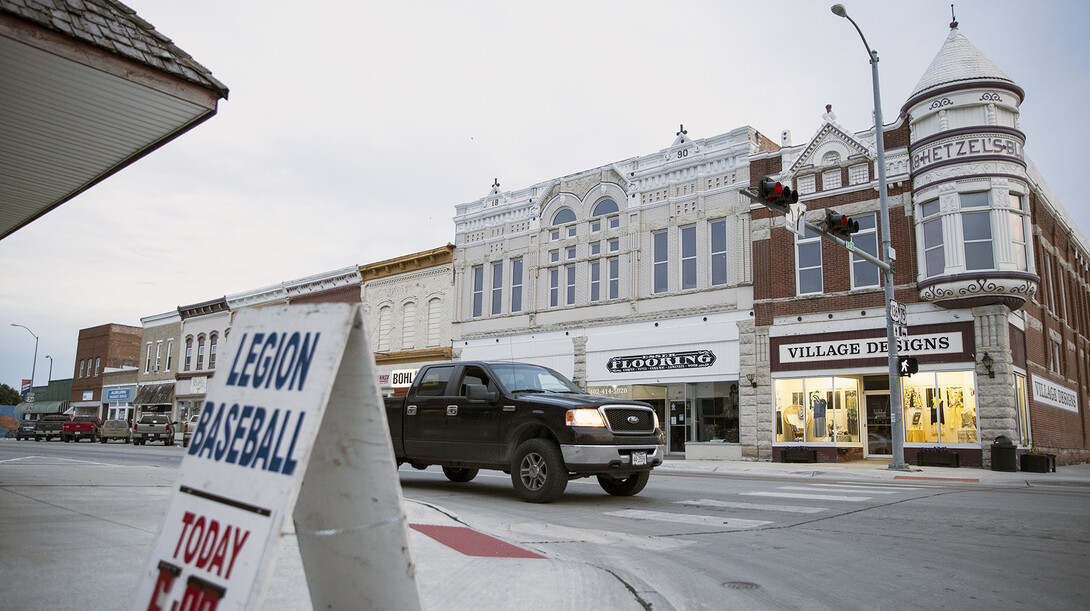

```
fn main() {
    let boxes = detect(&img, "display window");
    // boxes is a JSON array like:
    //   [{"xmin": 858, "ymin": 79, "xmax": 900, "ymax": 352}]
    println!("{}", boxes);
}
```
[
  {"xmin": 1014, "ymin": 373, "xmax": 1030, "ymax": 447},
  {"xmin": 774, "ymin": 376, "xmax": 860, "ymax": 444},
  {"xmin": 901, "ymin": 370, "xmax": 978, "ymax": 444}
]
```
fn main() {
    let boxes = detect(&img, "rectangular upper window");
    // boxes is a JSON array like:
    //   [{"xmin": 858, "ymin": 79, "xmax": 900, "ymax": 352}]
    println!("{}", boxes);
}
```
[
  {"xmin": 849, "ymin": 164, "xmax": 868, "ymax": 185},
  {"xmin": 653, "ymin": 230, "xmax": 669, "ymax": 294},
  {"xmin": 549, "ymin": 268, "xmax": 559, "ymax": 308},
  {"xmin": 590, "ymin": 260, "xmax": 601, "ymax": 302},
  {"xmin": 471, "ymin": 265, "xmax": 484, "ymax": 317},
  {"xmin": 681, "ymin": 224, "xmax": 697, "ymax": 290},
  {"xmin": 511, "ymin": 258, "xmax": 523, "ymax": 313},
  {"xmin": 710, "ymin": 219, "xmax": 728, "ymax": 286},
  {"xmin": 796, "ymin": 225, "xmax": 822, "ymax": 295},
  {"xmin": 851, "ymin": 214, "xmax": 880, "ymax": 289},
  {"xmin": 491, "ymin": 261, "xmax": 503, "ymax": 316},
  {"xmin": 822, "ymin": 169, "xmax": 842, "ymax": 190}
]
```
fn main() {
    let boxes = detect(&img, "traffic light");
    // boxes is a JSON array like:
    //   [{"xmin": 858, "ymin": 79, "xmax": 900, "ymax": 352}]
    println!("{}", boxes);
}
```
[
  {"xmin": 745, "ymin": 175, "xmax": 800, "ymax": 215},
  {"xmin": 756, "ymin": 176, "xmax": 799, "ymax": 207},
  {"xmin": 825, "ymin": 209, "xmax": 860, "ymax": 238},
  {"xmin": 898, "ymin": 356, "xmax": 919, "ymax": 376}
]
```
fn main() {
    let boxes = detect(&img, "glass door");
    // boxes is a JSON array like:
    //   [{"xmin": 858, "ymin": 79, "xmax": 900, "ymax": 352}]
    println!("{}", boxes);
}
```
[{"xmin": 865, "ymin": 394, "xmax": 892, "ymax": 457}]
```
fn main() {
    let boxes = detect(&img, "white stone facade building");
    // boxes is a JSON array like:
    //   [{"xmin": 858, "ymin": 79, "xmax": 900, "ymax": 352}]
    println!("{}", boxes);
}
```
[{"xmin": 452, "ymin": 126, "xmax": 778, "ymax": 458}]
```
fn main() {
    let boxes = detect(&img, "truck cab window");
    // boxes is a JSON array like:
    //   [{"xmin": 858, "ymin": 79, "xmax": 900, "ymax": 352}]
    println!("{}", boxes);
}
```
[{"xmin": 415, "ymin": 365, "xmax": 455, "ymax": 397}]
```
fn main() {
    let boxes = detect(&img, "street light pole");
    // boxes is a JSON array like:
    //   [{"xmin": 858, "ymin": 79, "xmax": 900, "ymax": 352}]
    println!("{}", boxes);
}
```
[
  {"xmin": 45, "ymin": 354, "xmax": 53, "ymax": 382},
  {"xmin": 11, "ymin": 323, "xmax": 39, "ymax": 403},
  {"xmin": 831, "ymin": 4, "xmax": 908, "ymax": 470}
]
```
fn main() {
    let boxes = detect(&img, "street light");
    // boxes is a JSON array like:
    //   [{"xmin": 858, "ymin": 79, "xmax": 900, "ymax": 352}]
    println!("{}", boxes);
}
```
[
  {"xmin": 11, "ymin": 323, "xmax": 39, "ymax": 402},
  {"xmin": 831, "ymin": 4, "xmax": 908, "ymax": 471},
  {"xmin": 45, "ymin": 354, "xmax": 53, "ymax": 382}
]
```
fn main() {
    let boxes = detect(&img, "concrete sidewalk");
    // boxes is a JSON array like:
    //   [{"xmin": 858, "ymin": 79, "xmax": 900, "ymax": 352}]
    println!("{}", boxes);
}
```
[
  {"xmin": 654, "ymin": 455, "xmax": 1090, "ymax": 487},
  {"xmin": 2, "ymin": 453, "xmax": 1087, "ymax": 610}
]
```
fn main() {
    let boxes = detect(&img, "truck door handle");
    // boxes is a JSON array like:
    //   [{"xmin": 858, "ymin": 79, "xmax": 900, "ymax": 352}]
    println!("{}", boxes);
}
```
[
  {"xmin": 447, "ymin": 405, "xmax": 458, "ymax": 416},
  {"xmin": 406, "ymin": 405, "xmax": 417, "ymax": 416}
]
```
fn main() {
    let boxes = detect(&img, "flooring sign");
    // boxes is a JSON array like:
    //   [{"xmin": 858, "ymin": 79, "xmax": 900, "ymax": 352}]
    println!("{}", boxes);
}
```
[{"xmin": 134, "ymin": 304, "xmax": 356, "ymax": 610}]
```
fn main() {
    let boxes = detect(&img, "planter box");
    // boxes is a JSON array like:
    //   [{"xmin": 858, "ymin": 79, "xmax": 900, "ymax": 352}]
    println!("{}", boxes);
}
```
[
  {"xmin": 782, "ymin": 448, "xmax": 818, "ymax": 463},
  {"xmin": 917, "ymin": 450, "xmax": 960, "ymax": 467},
  {"xmin": 1020, "ymin": 453, "xmax": 1056, "ymax": 473}
]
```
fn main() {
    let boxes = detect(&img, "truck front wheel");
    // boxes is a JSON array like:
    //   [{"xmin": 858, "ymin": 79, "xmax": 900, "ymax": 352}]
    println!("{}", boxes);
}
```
[
  {"xmin": 511, "ymin": 439, "xmax": 567, "ymax": 503},
  {"xmin": 597, "ymin": 471, "xmax": 651, "ymax": 497},
  {"xmin": 442, "ymin": 467, "xmax": 479, "ymax": 483}
]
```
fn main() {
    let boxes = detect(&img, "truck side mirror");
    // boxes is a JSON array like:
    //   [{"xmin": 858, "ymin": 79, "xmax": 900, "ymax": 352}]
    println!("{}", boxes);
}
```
[{"xmin": 465, "ymin": 384, "xmax": 497, "ymax": 403}]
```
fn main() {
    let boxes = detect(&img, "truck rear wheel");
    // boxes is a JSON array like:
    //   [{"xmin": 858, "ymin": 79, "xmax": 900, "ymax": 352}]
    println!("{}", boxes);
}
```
[
  {"xmin": 597, "ymin": 471, "xmax": 650, "ymax": 497},
  {"xmin": 511, "ymin": 439, "xmax": 567, "ymax": 503},
  {"xmin": 442, "ymin": 467, "xmax": 479, "ymax": 482}
]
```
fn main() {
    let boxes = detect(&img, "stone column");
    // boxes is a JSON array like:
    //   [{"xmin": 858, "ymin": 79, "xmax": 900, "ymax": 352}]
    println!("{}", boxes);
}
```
[{"xmin": 973, "ymin": 304, "xmax": 1017, "ymax": 466}]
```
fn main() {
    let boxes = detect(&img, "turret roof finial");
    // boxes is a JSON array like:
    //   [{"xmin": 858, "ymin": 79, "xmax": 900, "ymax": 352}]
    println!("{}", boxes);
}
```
[{"xmin": 950, "ymin": 4, "xmax": 958, "ymax": 29}]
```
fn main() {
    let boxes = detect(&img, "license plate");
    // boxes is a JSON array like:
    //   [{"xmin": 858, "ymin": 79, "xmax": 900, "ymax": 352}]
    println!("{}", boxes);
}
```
[{"xmin": 631, "ymin": 451, "xmax": 647, "ymax": 466}]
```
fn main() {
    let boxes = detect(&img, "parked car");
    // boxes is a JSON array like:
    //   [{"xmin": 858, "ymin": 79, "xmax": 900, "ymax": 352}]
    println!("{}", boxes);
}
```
[
  {"xmin": 132, "ymin": 413, "xmax": 174, "ymax": 446},
  {"xmin": 16, "ymin": 420, "xmax": 37, "ymax": 440},
  {"xmin": 182, "ymin": 414, "xmax": 200, "ymax": 447},
  {"xmin": 100, "ymin": 420, "xmax": 132, "ymax": 444}
]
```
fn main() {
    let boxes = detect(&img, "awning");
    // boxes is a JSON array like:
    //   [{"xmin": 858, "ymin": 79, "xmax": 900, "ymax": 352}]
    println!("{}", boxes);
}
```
[
  {"xmin": 15, "ymin": 400, "xmax": 67, "ymax": 415},
  {"xmin": 134, "ymin": 384, "xmax": 175, "ymax": 406}
]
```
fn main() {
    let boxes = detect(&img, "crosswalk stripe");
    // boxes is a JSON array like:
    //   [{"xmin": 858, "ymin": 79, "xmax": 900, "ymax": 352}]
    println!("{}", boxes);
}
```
[
  {"xmin": 832, "ymin": 482, "xmax": 925, "ymax": 489},
  {"xmin": 778, "ymin": 485, "xmax": 901, "ymax": 495},
  {"xmin": 676, "ymin": 499, "xmax": 827, "ymax": 514},
  {"xmin": 606, "ymin": 509, "xmax": 772, "ymax": 528},
  {"xmin": 741, "ymin": 491, "xmax": 871, "ymax": 502}
]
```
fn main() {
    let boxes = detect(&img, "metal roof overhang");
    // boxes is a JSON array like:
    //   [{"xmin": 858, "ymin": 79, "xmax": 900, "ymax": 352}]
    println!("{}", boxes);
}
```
[
  {"xmin": 15, "ymin": 399, "xmax": 67, "ymax": 414},
  {"xmin": 134, "ymin": 383, "xmax": 175, "ymax": 406},
  {"xmin": 0, "ymin": 13, "xmax": 224, "ymax": 240}
]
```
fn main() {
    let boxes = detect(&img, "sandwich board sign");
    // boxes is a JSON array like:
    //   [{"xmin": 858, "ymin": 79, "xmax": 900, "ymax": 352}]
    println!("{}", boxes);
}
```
[{"xmin": 134, "ymin": 303, "xmax": 420, "ymax": 610}]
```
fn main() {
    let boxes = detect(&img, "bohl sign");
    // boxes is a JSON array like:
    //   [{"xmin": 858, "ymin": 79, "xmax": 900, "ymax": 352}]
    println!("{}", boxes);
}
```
[{"xmin": 134, "ymin": 304, "xmax": 421, "ymax": 610}]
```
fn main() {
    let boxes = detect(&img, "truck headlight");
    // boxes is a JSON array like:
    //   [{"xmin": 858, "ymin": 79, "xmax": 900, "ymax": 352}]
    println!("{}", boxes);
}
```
[
  {"xmin": 652, "ymin": 411, "xmax": 661, "ymax": 430},
  {"xmin": 566, "ymin": 409, "xmax": 606, "ymax": 427}
]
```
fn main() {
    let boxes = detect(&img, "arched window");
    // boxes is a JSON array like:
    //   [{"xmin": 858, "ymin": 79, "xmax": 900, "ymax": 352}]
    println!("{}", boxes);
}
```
[
  {"xmin": 184, "ymin": 337, "xmax": 193, "ymax": 371},
  {"xmin": 402, "ymin": 302, "xmax": 416, "ymax": 349},
  {"xmin": 592, "ymin": 198, "xmax": 619, "ymax": 217},
  {"xmin": 196, "ymin": 334, "xmax": 206, "ymax": 370},
  {"xmin": 427, "ymin": 298, "xmax": 442, "ymax": 346},
  {"xmin": 552, "ymin": 207, "xmax": 576, "ymax": 225},
  {"xmin": 208, "ymin": 333, "xmax": 219, "ymax": 369},
  {"xmin": 377, "ymin": 306, "xmax": 392, "ymax": 351}
]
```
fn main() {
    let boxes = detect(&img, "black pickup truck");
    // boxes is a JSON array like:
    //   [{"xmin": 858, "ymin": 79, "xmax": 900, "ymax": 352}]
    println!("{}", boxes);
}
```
[{"xmin": 384, "ymin": 361, "xmax": 665, "ymax": 503}]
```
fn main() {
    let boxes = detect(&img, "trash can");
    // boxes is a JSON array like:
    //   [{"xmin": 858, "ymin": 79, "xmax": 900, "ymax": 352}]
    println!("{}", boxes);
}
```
[{"xmin": 991, "ymin": 435, "xmax": 1017, "ymax": 472}]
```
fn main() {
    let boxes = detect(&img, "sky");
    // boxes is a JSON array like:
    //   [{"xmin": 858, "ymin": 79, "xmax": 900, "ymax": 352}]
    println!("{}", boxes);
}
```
[{"xmin": 2, "ymin": 0, "xmax": 1088, "ymax": 394}]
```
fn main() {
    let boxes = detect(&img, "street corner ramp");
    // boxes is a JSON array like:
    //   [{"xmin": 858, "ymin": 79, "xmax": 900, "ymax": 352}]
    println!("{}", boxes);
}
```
[{"xmin": 410, "ymin": 523, "xmax": 545, "ymax": 559}]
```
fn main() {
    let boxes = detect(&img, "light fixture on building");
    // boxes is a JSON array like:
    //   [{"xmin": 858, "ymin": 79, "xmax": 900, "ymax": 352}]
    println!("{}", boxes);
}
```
[
  {"xmin": 746, "ymin": 373, "xmax": 757, "ymax": 388},
  {"xmin": 981, "ymin": 352, "xmax": 995, "ymax": 378}
]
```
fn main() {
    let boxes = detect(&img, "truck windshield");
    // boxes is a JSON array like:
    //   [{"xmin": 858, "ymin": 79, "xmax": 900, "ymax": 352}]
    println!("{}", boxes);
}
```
[{"xmin": 491, "ymin": 363, "xmax": 585, "ymax": 395}]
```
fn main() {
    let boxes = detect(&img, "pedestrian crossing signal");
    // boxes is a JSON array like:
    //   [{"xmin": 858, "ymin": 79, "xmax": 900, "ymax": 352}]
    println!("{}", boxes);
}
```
[{"xmin": 898, "ymin": 356, "xmax": 918, "ymax": 376}]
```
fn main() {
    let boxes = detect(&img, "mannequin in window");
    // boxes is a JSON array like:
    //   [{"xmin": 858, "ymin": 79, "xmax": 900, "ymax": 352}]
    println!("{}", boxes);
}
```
[{"xmin": 811, "ymin": 392, "xmax": 827, "ymax": 438}]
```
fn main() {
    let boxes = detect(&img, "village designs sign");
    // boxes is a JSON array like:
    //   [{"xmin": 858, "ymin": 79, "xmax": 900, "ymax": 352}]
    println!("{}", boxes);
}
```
[
  {"xmin": 778, "ymin": 332, "xmax": 963, "ymax": 364},
  {"xmin": 1032, "ymin": 376, "xmax": 1079, "ymax": 413},
  {"xmin": 607, "ymin": 350, "xmax": 716, "ymax": 373}
]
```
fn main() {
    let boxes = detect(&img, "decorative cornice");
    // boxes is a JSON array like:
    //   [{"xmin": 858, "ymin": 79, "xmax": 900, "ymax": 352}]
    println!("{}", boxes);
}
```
[
  {"xmin": 359, "ymin": 244, "xmax": 455, "ymax": 283},
  {"xmin": 177, "ymin": 297, "xmax": 228, "ymax": 319},
  {"xmin": 374, "ymin": 346, "xmax": 452, "ymax": 365}
]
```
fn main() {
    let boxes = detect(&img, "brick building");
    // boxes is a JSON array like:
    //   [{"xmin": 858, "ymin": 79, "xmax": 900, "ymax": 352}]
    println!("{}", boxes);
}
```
[
  {"xmin": 69, "ymin": 323, "xmax": 141, "ymax": 418},
  {"xmin": 745, "ymin": 24, "xmax": 1088, "ymax": 466}
]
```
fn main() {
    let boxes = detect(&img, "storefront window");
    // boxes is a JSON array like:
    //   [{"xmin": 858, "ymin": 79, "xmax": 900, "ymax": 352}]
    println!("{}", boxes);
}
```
[
  {"xmin": 694, "ymin": 382, "xmax": 738, "ymax": 442},
  {"xmin": 902, "ymin": 371, "xmax": 977, "ymax": 444},
  {"xmin": 1015, "ymin": 373, "xmax": 1030, "ymax": 446},
  {"xmin": 774, "ymin": 377, "xmax": 860, "ymax": 444}
]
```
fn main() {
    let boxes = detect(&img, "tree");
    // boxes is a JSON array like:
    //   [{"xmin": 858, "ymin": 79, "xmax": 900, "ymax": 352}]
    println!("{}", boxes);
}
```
[{"xmin": 0, "ymin": 383, "xmax": 22, "ymax": 406}]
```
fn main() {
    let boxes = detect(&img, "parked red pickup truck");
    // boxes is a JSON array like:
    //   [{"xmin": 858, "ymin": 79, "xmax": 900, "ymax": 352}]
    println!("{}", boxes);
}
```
[{"xmin": 62, "ymin": 416, "xmax": 102, "ymax": 443}]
